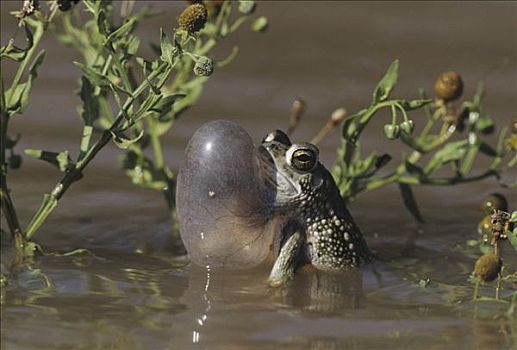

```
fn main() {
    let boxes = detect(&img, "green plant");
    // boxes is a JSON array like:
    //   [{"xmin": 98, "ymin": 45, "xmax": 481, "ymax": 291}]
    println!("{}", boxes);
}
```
[
  {"xmin": 331, "ymin": 60, "xmax": 516, "ymax": 222},
  {"xmin": 0, "ymin": 0, "xmax": 266, "ymax": 255}
]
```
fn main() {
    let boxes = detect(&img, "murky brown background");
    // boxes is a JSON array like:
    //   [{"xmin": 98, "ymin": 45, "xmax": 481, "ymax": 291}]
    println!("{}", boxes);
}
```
[{"xmin": 1, "ymin": 1, "xmax": 516, "ymax": 349}]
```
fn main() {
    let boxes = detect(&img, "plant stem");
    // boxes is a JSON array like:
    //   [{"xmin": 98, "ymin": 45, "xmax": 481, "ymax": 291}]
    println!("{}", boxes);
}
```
[
  {"xmin": 24, "ymin": 61, "xmax": 169, "ymax": 239},
  {"xmin": 148, "ymin": 119, "xmax": 164, "ymax": 169},
  {"xmin": 6, "ymin": 20, "xmax": 44, "ymax": 107},
  {"xmin": 1, "ymin": 19, "xmax": 46, "ymax": 240}
]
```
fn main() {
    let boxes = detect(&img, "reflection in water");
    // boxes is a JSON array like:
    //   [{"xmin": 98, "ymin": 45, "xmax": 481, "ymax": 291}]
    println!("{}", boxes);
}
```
[
  {"xmin": 282, "ymin": 266, "xmax": 364, "ymax": 313},
  {"xmin": 1, "ymin": 0, "xmax": 516, "ymax": 347},
  {"xmin": 192, "ymin": 264, "xmax": 212, "ymax": 345},
  {"xmin": 2, "ymin": 249, "xmax": 517, "ymax": 349},
  {"xmin": 473, "ymin": 318, "xmax": 511, "ymax": 350}
]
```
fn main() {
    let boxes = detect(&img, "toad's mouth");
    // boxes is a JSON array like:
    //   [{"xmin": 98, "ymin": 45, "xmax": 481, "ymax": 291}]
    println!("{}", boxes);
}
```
[{"xmin": 257, "ymin": 145, "xmax": 299, "ymax": 200}]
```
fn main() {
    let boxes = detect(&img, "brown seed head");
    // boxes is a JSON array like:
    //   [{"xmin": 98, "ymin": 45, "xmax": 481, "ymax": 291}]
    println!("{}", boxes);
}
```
[
  {"xmin": 178, "ymin": 3, "xmax": 208, "ymax": 33},
  {"xmin": 481, "ymin": 193, "xmax": 508, "ymax": 215},
  {"xmin": 434, "ymin": 71, "xmax": 464, "ymax": 102},
  {"xmin": 15, "ymin": 0, "xmax": 39, "ymax": 18},
  {"xmin": 474, "ymin": 253, "xmax": 502, "ymax": 282}
]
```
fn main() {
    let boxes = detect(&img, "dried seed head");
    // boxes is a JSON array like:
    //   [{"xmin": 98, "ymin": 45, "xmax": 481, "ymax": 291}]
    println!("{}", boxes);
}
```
[
  {"xmin": 434, "ymin": 71, "xmax": 464, "ymax": 102},
  {"xmin": 481, "ymin": 193, "xmax": 508, "ymax": 215},
  {"xmin": 15, "ymin": 0, "xmax": 39, "ymax": 18},
  {"xmin": 57, "ymin": 0, "xmax": 80, "ymax": 12},
  {"xmin": 178, "ymin": 3, "xmax": 208, "ymax": 34},
  {"xmin": 474, "ymin": 253, "xmax": 502, "ymax": 282}
]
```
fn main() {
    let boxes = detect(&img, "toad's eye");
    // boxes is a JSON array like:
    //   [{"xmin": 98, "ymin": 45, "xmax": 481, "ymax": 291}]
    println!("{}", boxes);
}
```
[
  {"xmin": 262, "ymin": 130, "xmax": 291, "ymax": 146},
  {"xmin": 287, "ymin": 144, "xmax": 319, "ymax": 172}
]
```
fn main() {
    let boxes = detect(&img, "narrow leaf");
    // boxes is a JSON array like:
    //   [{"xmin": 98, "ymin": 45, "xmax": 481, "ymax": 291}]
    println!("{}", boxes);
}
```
[
  {"xmin": 372, "ymin": 59, "xmax": 399, "ymax": 103},
  {"xmin": 105, "ymin": 18, "xmax": 137, "ymax": 44},
  {"xmin": 24, "ymin": 149, "xmax": 72, "ymax": 172},
  {"xmin": 79, "ymin": 125, "xmax": 94, "ymax": 158},
  {"xmin": 400, "ymin": 99, "xmax": 432, "ymax": 111},
  {"xmin": 74, "ymin": 62, "xmax": 111, "ymax": 88},
  {"xmin": 110, "ymin": 129, "xmax": 144, "ymax": 149},
  {"xmin": 425, "ymin": 140, "xmax": 468, "ymax": 174},
  {"xmin": 399, "ymin": 183, "xmax": 425, "ymax": 223}
]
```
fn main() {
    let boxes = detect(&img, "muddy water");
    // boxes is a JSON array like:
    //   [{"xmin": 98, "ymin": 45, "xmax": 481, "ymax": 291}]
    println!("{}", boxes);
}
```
[{"xmin": 1, "ymin": 1, "xmax": 517, "ymax": 349}]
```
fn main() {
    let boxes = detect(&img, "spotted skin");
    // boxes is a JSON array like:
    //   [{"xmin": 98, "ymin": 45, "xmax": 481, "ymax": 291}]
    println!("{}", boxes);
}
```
[
  {"xmin": 259, "ymin": 130, "xmax": 370, "ymax": 281},
  {"xmin": 296, "ymin": 173, "xmax": 370, "ymax": 270}
]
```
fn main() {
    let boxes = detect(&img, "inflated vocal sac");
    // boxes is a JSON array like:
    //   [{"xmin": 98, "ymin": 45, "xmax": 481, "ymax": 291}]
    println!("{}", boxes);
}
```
[{"xmin": 176, "ymin": 120, "xmax": 276, "ymax": 269}]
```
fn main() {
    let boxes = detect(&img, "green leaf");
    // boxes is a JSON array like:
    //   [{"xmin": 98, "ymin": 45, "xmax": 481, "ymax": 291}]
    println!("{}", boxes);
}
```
[
  {"xmin": 400, "ymin": 99, "xmax": 432, "ymax": 111},
  {"xmin": 478, "ymin": 142, "xmax": 497, "ymax": 157},
  {"xmin": 510, "ymin": 211, "xmax": 517, "ymax": 223},
  {"xmin": 416, "ymin": 134, "xmax": 439, "ymax": 148},
  {"xmin": 6, "ymin": 49, "xmax": 46, "ymax": 116},
  {"xmin": 74, "ymin": 62, "xmax": 112, "ymax": 88},
  {"xmin": 25, "ymin": 193, "xmax": 58, "ymax": 239},
  {"xmin": 372, "ymin": 60, "xmax": 399, "ymax": 103},
  {"xmin": 471, "ymin": 81, "xmax": 485, "ymax": 110},
  {"xmin": 159, "ymin": 28, "xmax": 176, "ymax": 65},
  {"xmin": 398, "ymin": 183, "xmax": 425, "ymax": 223},
  {"xmin": 110, "ymin": 129, "xmax": 144, "ymax": 149},
  {"xmin": 126, "ymin": 36, "xmax": 140, "ymax": 56},
  {"xmin": 349, "ymin": 153, "xmax": 377, "ymax": 177},
  {"xmin": 105, "ymin": 18, "xmax": 137, "ymax": 45},
  {"xmin": 78, "ymin": 77, "xmax": 99, "ymax": 125},
  {"xmin": 75, "ymin": 62, "xmax": 130, "ymax": 95},
  {"xmin": 79, "ymin": 125, "xmax": 94, "ymax": 158},
  {"xmin": 24, "ymin": 149, "xmax": 72, "ymax": 172},
  {"xmin": 171, "ymin": 77, "xmax": 207, "ymax": 122},
  {"xmin": 475, "ymin": 114, "xmax": 495, "ymax": 134},
  {"xmin": 82, "ymin": 0, "xmax": 98, "ymax": 14},
  {"xmin": 0, "ymin": 25, "xmax": 33, "ymax": 61},
  {"xmin": 425, "ymin": 140, "xmax": 468, "ymax": 174},
  {"xmin": 375, "ymin": 154, "xmax": 392, "ymax": 170},
  {"xmin": 508, "ymin": 227, "xmax": 517, "ymax": 253},
  {"xmin": 152, "ymin": 93, "xmax": 186, "ymax": 121},
  {"xmin": 1, "ymin": 40, "xmax": 27, "ymax": 61},
  {"xmin": 404, "ymin": 159, "xmax": 424, "ymax": 176}
]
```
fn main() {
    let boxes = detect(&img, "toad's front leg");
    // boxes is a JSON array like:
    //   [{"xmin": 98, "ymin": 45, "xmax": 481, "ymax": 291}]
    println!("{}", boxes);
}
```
[{"xmin": 268, "ymin": 228, "xmax": 305, "ymax": 287}]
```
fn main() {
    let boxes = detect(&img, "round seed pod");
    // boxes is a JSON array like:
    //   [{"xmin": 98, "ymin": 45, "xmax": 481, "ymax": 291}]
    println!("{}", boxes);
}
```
[
  {"xmin": 193, "ymin": 56, "xmax": 214, "ymax": 76},
  {"xmin": 178, "ymin": 3, "xmax": 208, "ymax": 33},
  {"xmin": 434, "ymin": 71, "xmax": 464, "ymax": 102},
  {"xmin": 400, "ymin": 120, "xmax": 415, "ymax": 135},
  {"xmin": 481, "ymin": 193, "xmax": 508, "ymax": 215},
  {"xmin": 384, "ymin": 124, "xmax": 400, "ymax": 140},
  {"xmin": 474, "ymin": 253, "xmax": 502, "ymax": 282}
]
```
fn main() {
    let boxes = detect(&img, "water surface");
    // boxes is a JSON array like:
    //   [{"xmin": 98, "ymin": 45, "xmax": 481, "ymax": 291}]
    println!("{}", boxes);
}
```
[{"xmin": 1, "ymin": 1, "xmax": 516, "ymax": 349}]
